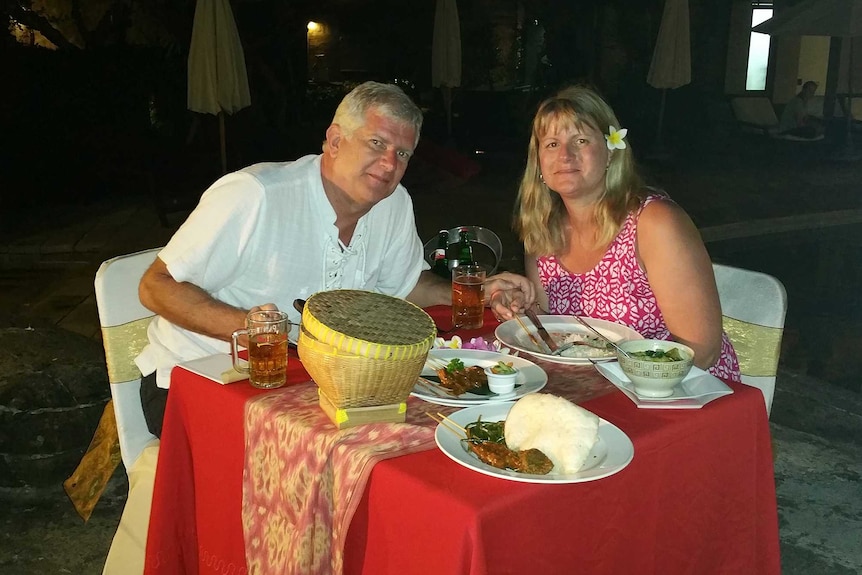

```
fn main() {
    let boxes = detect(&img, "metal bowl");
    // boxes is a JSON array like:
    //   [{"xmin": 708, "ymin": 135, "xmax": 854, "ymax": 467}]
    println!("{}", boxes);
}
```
[{"xmin": 423, "ymin": 226, "xmax": 503, "ymax": 276}]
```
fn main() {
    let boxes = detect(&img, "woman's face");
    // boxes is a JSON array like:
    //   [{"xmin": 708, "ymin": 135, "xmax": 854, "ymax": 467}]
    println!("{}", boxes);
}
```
[{"xmin": 537, "ymin": 119, "xmax": 610, "ymax": 202}]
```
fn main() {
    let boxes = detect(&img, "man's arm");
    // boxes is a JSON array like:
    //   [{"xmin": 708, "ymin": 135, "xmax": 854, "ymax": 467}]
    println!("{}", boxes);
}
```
[
  {"xmin": 139, "ymin": 257, "xmax": 252, "ymax": 342},
  {"xmin": 405, "ymin": 270, "xmax": 450, "ymax": 308}
]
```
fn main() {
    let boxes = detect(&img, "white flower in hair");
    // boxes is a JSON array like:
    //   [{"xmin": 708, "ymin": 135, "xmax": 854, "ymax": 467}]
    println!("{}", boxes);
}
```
[{"xmin": 605, "ymin": 126, "xmax": 628, "ymax": 150}]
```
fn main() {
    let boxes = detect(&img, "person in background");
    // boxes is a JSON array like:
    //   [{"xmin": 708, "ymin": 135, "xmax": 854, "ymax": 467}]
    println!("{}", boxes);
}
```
[
  {"xmin": 778, "ymin": 80, "xmax": 824, "ymax": 139},
  {"xmin": 136, "ymin": 81, "xmax": 536, "ymax": 437},
  {"xmin": 511, "ymin": 85, "xmax": 740, "ymax": 381}
]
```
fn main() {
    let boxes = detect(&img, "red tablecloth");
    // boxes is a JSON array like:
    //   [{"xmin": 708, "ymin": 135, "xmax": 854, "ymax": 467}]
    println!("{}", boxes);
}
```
[{"xmin": 145, "ymin": 306, "xmax": 780, "ymax": 575}]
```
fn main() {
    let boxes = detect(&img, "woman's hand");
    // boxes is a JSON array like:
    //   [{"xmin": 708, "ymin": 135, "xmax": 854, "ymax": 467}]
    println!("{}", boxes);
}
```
[{"xmin": 485, "ymin": 273, "xmax": 537, "ymax": 321}]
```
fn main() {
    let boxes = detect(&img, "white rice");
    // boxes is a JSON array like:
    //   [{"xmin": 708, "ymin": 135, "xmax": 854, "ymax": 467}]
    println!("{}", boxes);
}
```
[
  {"xmin": 555, "ymin": 332, "xmax": 615, "ymax": 359},
  {"xmin": 504, "ymin": 393, "xmax": 600, "ymax": 474}
]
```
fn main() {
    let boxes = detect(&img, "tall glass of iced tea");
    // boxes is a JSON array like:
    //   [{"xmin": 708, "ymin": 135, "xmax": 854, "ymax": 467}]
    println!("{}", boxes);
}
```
[
  {"xmin": 231, "ymin": 310, "xmax": 289, "ymax": 389},
  {"xmin": 452, "ymin": 264, "xmax": 486, "ymax": 330}
]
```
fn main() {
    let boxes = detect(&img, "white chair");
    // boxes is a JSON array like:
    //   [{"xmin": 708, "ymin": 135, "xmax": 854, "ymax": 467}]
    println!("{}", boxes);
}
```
[
  {"xmin": 95, "ymin": 247, "xmax": 162, "ymax": 575},
  {"xmin": 713, "ymin": 263, "xmax": 788, "ymax": 416},
  {"xmin": 95, "ymin": 247, "xmax": 161, "ymax": 470}
]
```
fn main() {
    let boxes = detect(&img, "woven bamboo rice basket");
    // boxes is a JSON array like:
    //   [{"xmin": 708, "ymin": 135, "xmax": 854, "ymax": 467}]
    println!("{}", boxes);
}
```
[{"xmin": 297, "ymin": 290, "xmax": 436, "ymax": 409}]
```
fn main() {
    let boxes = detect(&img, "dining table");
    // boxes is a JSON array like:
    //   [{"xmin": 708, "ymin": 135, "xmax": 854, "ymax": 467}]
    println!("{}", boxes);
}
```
[{"xmin": 144, "ymin": 305, "xmax": 780, "ymax": 575}]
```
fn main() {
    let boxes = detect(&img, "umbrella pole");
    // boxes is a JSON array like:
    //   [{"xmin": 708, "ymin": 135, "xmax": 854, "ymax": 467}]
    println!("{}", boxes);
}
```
[
  {"xmin": 442, "ymin": 86, "xmax": 453, "ymax": 138},
  {"xmin": 648, "ymin": 89, "xmax": 670, "ymax": 160},
  {"xmin": 845, "ymin": 39, "xmax": 854, "ymax": 154},
  {"xmin": 655, "ymin": 89, "xmax": 667, "ymax": 149},
  {"xmin": 219, "ymin": 111, "xmax": 227, "ymax": 174}
]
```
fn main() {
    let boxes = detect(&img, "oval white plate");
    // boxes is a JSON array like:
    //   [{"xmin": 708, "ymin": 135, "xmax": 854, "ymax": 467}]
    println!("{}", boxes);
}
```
[
  {"xmin": 412, "ymin": 349, "xmax": 547, "ymax": 407},
  {"xmin": 495, "ymin": 315, "xmax": 643, "ymax": 365},
  {"xmin": 434, "ymin": 402, "xmax": 634, "ymax": 484}
]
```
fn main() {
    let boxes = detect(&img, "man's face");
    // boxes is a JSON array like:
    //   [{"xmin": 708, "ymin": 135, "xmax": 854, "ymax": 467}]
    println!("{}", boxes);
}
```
[{"xmin": 326, "ymin": 108, "xmax": 417, "ymax": 209}]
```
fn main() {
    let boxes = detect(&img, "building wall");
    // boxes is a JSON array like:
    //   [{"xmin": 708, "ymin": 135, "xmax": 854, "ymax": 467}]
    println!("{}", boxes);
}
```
[{"xmin": 725, "ymin": 0, "xmax": 752, "ymax": 95}]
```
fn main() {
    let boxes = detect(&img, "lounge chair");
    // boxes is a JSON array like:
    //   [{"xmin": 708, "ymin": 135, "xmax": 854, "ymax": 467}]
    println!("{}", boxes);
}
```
[{"xmin": 730, "ymin": 96, "xmax": 825, "ymax": 141}]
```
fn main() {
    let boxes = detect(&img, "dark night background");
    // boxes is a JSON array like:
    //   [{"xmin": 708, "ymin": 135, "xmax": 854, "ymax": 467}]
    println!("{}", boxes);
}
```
[{"xmin": 2, "ymin": 0, "xmax": 739, "ymax": 232}]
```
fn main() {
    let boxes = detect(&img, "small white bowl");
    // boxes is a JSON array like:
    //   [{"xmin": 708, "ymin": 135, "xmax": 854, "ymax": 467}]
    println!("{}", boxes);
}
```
[
  {"xmin": 616, "ymin": 340, "xmax": 694, "ymax": 398},
  {"xmin": 484, "ymin": 365, "xmax": 518, "ymax": 395}
]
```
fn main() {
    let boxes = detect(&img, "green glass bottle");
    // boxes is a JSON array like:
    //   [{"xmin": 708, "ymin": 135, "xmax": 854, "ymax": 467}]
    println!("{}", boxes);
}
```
[
  {"xmin": 431, "ymin": 230, "xmax": 450, "ymax": 278},
  {"xmin": 457, "ymin": 228, "xmax": 474, "ymax": 266}
]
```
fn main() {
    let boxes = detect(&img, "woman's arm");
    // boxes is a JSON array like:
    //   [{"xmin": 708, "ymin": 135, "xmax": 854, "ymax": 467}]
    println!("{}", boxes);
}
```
[
  {"xmin": 523, "ymin": 253, "xmax": 550, "ymax": 313},
  {"xmin": 636, "ymin": 200, "xmax": 723, "ymax": 369}
]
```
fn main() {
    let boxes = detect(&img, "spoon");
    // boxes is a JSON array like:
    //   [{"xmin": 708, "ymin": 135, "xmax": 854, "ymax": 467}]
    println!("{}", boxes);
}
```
[{"xmin": 572, "ymin": 315, "xmax": 632, "ymax": 358}]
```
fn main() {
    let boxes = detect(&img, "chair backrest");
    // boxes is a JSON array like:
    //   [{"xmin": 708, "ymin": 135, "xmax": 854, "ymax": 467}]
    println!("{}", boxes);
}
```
[
  {"xmin": 731, "ymin": 97, "xmax": 780, "ymax": 133},
  {"xmin": 712, "ymin": 263, "xmax": 787, "ymax": 416},
  {"xmin": 95, "ymin": 247, "xmax": 162, "ymax": 471}
]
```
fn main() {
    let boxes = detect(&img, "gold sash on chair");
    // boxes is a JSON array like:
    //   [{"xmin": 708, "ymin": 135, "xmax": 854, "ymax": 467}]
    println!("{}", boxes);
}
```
[
  {"xmin": 64, "ymin": 317, "xmax": 153, "ymax": 520},
  {"xmin": 722, "ymin": 316, "xmax": 784, "ymax": 377}
]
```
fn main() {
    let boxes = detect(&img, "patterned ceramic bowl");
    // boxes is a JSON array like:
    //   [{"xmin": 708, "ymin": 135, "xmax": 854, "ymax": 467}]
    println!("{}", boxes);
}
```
[{"xmin": 616, "ymin": 340, "xmax": 694, "ymax": 398}]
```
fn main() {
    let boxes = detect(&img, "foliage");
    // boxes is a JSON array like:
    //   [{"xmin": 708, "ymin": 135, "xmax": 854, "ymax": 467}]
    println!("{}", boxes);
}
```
[{"xmin": 3, "ymin": 0, "xmax": 191, "ymax": 51}]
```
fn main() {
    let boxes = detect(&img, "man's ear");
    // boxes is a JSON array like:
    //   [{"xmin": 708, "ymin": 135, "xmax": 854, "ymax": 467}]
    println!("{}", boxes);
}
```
[{"xmin": 325, "ymin": 124, "xmax": 342, "ymax": 157}]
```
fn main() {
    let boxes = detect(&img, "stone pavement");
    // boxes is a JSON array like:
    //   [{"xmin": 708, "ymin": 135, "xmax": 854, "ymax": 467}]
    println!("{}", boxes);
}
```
[{"xmin": 1, "ymin": 138, "xmax": 861, "ymax": 573}]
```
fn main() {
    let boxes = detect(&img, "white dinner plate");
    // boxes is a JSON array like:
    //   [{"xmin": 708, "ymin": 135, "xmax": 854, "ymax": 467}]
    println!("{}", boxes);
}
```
[
  {"xmin": 411, "ymin": 349, "xmax": 547, "ymax": 407},
  {"xmin": 594, "ymin": 361, "xmax": 734, "ymax": 409},
  {"xmin": 495, "ymin": 315, "xmax": 643, "ymax": 365},
  {"xmin": 434, "ymin": 402, "xmax": 634, "ymax": 484}
]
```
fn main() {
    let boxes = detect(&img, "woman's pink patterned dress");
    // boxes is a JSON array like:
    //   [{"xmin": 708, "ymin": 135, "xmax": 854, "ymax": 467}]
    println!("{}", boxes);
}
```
[{"xmin": 536, "ymin": 195, "xmax": 741, "ymax": 382}]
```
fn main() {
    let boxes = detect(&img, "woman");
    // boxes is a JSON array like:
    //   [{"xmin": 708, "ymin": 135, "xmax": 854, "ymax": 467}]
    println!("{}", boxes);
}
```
[{"xmin": 510, "ymin": 85, "xmax": 739, "ymax": 380}]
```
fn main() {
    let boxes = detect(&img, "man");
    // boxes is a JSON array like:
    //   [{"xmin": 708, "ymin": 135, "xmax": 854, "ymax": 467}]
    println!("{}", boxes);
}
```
[
  {"xmin": 778, "ymin": 80, "xmax": 823, "ymax": 139},
  {"xmin": 135, "ymin": 81, "xmax": 535, "ymax": 436}
]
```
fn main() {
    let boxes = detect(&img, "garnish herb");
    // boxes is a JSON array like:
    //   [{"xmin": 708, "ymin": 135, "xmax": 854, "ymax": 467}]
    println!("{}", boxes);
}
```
[{"xmin": 446, "ymin": 358, "xmax": 466, "ymax": 373}]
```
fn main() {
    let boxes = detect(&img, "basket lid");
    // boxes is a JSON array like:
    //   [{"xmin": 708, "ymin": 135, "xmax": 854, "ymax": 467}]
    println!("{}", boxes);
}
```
[{"xmin": 301, "ymin": 290, "xmax": 436, "ymax": 360}]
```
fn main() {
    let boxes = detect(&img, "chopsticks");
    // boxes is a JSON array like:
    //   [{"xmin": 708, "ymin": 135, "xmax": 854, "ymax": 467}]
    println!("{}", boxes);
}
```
[
  {"xmin": 513, "ymin": 314, "xmax": 543, "ymax": 350},
  {"xmin": 427, "ymin": 412, "xmax": 466, "ymax": 438}
]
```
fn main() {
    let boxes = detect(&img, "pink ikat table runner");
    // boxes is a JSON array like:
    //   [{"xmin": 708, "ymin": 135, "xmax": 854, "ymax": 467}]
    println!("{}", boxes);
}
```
[{"xmin": 242, "ymin": 360, "xmax": 612, "ymax": 575}]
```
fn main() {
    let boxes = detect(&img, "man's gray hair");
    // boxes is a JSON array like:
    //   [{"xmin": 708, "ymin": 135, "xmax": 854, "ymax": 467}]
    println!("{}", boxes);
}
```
[{"xmin": 331, "ymin": 81, "xmax": 423, "ymax": 146}]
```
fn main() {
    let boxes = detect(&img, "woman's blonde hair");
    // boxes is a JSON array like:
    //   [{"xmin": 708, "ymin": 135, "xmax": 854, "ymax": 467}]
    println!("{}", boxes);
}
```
[{"xmin": 514, "ymin": 85, "xmax": 648, "ymax": 256}]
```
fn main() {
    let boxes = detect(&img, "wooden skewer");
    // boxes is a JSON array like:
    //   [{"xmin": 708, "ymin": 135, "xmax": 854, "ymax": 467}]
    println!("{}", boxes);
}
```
[
  {"xmin": 416, "ymin": 377, "xmax": 454, "ymax": 397},
  {"xmin": 437, "ymin": 412, "xmax": 466, "ymax": 433},
  {"xmin": 514, "ymin": 314, "xmax": 543, "ymax": 350},
  {"xmin": 426, "ymin": 413, "xmax": 465, "ymax": 438},
  {"xmin": 425, "ymin": 356, "xmax": 448, "ymax": 371}
]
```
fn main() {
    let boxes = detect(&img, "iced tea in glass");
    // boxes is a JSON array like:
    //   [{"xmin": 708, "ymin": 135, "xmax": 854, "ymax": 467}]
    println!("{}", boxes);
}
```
[
  {"xmin": 452, "ymin": 265, "xmax": 485, "ymax": 330},
  {"xmin": 231, "ymin": 310, "xmax": 289, "ymax": 389}
]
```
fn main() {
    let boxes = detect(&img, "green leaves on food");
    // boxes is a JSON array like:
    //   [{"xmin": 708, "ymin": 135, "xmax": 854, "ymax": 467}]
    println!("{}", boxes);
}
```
[
  {"xmin": 630, "ymin": 348, "xmax": 685, "ymax": 362},
  {"xmin": 465, "ymin": 416, "xmax": 506, "ymax": 444},
  {"xmin": 445, "ymin": 358, "xmax": 466, "ymax": 373}
]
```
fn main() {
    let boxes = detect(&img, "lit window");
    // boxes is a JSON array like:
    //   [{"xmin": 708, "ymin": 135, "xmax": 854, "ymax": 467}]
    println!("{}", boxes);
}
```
[{"xmin": 746, "ymin": 7, "xmax": 773, "ymax": 91}]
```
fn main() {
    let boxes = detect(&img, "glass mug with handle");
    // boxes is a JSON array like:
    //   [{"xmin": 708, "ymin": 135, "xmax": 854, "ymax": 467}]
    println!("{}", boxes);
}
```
[{"xmin": 231, "ymin": 310, "xmax": 289, "ymax": 389}]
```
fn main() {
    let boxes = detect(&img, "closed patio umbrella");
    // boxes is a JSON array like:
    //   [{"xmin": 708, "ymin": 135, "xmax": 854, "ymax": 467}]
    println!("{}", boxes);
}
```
[
  {"xmin": 647, "ymin": 0, "xmax": 691, "ymax": 154},
  {"xmin": 752, "ymin": 0, "xmax": 862, "ymax": 37},
  {"xmin": 187, "ymin": 0, "xmax": 251, "ymax": 174},
  {"xmin": 432, "ymin": 0, "xmax": 461, "ymax": 137}
]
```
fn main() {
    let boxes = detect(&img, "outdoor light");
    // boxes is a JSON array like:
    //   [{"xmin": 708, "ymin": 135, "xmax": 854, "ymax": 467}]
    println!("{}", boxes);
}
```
[{"xmin": 307, "ymin": 21, "xmax": 319, "ymax": 31}]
